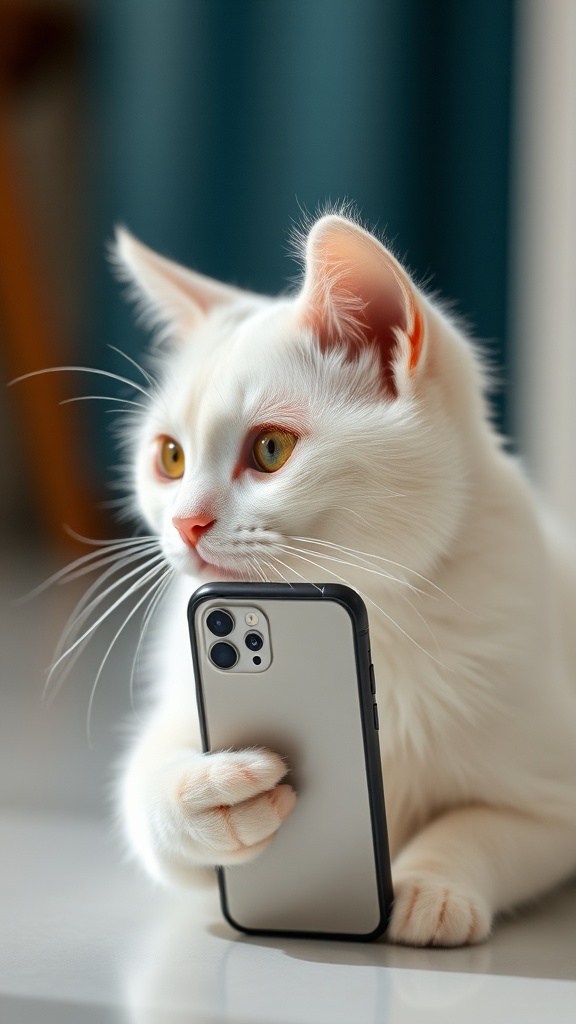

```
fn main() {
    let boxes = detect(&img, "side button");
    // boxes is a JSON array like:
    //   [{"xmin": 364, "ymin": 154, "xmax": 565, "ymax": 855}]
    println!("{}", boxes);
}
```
[
  {"xmin": 369, "ymin": 663, "xmax": 376, "ymax": 695},
  {"xmin": 373, "ymin": 703, "xmax": 379, "ymax": 730}
]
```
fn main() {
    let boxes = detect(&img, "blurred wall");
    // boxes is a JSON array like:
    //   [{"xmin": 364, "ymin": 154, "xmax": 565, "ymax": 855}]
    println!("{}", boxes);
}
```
[
  {"xmin": 1, "ymin": 0, "xmax": 516, "ymax": 545},
  {"xmin": 511, "ymin": 0, "xmax": 576, "ymax": 526},
  {"xmin": 89, "ymin": 0, "xmax": 514, "ymax": 491}
]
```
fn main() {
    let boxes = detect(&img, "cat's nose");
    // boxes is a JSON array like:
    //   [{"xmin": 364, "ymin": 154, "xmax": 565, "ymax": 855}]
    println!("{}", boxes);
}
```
[{"xmin": 172, "ymin": 515, "xmax": 216, "ymax": 549}]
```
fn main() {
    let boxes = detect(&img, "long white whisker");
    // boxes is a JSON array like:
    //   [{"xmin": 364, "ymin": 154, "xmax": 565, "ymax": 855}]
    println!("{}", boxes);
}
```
[
  {"xmin": 327, "ymin": 505, "xmax": 374, "ymax": 530},
  {"xmin": 16, "ymin": 537, "xmax": 157, "ymax": 603},
  {"xmin": 282, "ymin": 541, "xmax": 443, "ymax": 656},
  {"xmin": 265, "ymin": 555, "xmax": 295, "ymax": 588},
  {"xmin": 260, "ymin": 558, "xmax": 285, "ymax": 584},
  {"xmin": 281, "ymin": 542, "xmax": 425, "ymax": 596},
  {"xmin": 61, "ymin": 542, "xmax": 159, "ymax": 585},
  {"xmin": 129, "ymin": 568, "xmax": 173, "ymax": 718},
  {"xmin": 63, "ymin": 527, "xmax": 156, "ymax": 548},
  {"xmin": 45, "ymin": 556, "xmax": 165, "ymax": 692},
  {"xmin": 85, "ymin": 566, "xmax": 167, "ymax": 746},
  {"xmin": 238, "ymin": 555, "xmax": 258, "ymax": 583},
  {"xmin": 60, "ymin": 395, "xmax": 148, "ymax": 409},
  {"xmin": 8, "ymin": 365, "xmax": 150, "ymax": 398},
  {"xmin": 53, "ymin": 548, "xmax": 162, "ymax": 663},
  {"xmin": 283, "ymin": 547, "xmax": 446, "ymax": 667},
  {"xmin": 107, "ymin": 345, "xmax": 156, "ymax": 388},
  {"xmin": 248, "ymin": 556, "xmax": 269, "ymax": 583},
  {"xmin": 104, "ymin": 408, "xmax": 145, "ymax": 416},
  {"xmin": 45, "ymin": 632, "xmax": 95, "ymax": 704},
  {"xmin": 48, "ymin": 550, "xmax": 163, "ymax": 696},
  {"xmin": 292, "ymin": 535, "xmax": 468, "ymax": 610},
  {"xmin": 47, "ymin": 556, "xmax": 165, "ymax": 708},
  {"xmin": 269, "ymin": 552, "xmax": 324, "ymax": 592}
]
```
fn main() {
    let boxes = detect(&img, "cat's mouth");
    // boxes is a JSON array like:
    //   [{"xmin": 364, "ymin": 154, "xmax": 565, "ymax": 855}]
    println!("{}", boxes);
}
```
[
  {"xmin": 194, "ymin": 552, "xmax": 239, "ymax": 581},
  {"xmin": 178, "ymin": 545, "xmax": 245, "ymax": 582},
  {"xmin": 168, "ymin": 531, "xmax": 268, "ymax": 583}
]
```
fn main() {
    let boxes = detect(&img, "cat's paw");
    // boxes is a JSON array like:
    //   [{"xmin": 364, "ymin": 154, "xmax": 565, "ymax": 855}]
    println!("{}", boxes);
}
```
[
  {"xmin": 387, "ymin": 876, "xmax": 491, "ymax": 947},
  {"xmin": 134, "ymin": 746, "xmax": 297, "ymax": 881},
  {"xmin": 177, "ymin": 747, "xmax": 296, "ymax": 864}
]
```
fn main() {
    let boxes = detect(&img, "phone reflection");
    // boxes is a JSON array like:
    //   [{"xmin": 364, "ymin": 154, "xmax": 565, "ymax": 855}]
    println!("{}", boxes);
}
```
[
  {"xmin": 123, "ymin": 893, "xmax": 388, "ymax": 1023},
  {"xmin": 122, "ymin": 887, "xmax": 496, "ymax": 1024}
]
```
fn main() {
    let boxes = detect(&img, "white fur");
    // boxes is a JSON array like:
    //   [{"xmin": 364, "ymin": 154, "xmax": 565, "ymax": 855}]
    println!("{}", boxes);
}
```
[{"xmin": 115, "ymin": 216, "xmax": 576, "ymax": 946}]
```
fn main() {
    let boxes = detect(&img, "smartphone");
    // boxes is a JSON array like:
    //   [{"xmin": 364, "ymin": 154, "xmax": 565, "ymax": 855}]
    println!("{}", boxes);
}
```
[{"xmin": 188, "ymin": 582, "xmax": 393, "ymax": 941}]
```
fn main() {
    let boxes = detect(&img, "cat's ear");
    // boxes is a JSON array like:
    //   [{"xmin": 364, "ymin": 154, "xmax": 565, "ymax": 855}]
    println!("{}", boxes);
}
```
[
  {"xmin": 113, "ymin": 228, "xmax": 244, "ymax": 342},
  {"xmin": 298, "ymin": 215, "xmax": 425, "ymax": 395}
]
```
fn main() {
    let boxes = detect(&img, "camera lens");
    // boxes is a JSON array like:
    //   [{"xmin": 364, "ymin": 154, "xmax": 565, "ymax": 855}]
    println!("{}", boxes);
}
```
[
  {"xmin": 245, "ymin": 631, "xmax": 264, "ymax": 652},
  {"xmin": 206, "ymin": 609, "xmax": 234, "ymax": 637},
  {"xmin": 209, "ymin": 642, "xmax": 238, "ymax": 669}
]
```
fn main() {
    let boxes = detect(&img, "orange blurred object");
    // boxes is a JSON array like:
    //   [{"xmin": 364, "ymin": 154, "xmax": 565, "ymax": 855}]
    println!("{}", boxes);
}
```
[{"xmin": 0, "ymin": 0, "xmax": 103, "ymax": 549}]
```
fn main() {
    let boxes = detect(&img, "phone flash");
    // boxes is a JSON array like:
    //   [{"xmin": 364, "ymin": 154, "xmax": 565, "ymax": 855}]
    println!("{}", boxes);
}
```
[{"xmin": 245, "ymin": 611, "xmax": 259, "ymax": 626}]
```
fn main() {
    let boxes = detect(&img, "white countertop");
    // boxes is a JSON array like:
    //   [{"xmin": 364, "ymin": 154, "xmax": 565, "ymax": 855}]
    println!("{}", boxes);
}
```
[{"xmin": 0, "ymin": 810, "xmax": 575, "ymax": 1024}]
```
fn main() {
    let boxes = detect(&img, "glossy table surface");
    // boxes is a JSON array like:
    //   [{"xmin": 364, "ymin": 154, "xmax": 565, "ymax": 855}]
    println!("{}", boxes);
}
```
[{"xmin": 1, "ymin": 810, "xmax": 575, "ymax": 1024}]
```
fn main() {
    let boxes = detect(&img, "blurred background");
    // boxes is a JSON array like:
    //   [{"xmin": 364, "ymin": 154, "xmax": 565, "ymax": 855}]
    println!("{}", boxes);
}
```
[{"xmin": 1, "ymin": 0, "xmax": 575, "ymax": 809}]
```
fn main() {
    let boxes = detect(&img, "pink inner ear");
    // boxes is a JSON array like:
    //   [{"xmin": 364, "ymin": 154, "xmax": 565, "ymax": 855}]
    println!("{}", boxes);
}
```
[{"xmin": 300, "ymin": 221, "xmax": 421, "ymax": 396}]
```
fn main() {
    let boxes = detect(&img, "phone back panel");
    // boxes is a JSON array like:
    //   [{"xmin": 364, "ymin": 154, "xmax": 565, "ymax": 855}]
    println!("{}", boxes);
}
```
[{"xmin": 189, "ymin": 584, "xmax": 391, "ymax": 940}]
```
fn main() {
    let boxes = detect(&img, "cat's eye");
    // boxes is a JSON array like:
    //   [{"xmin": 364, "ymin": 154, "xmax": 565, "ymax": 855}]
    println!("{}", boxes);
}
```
[
  {"xmin": 155, "ymin": 436, "xmax": 185, "ymax": 480},
  {"xmin": 253, "ymin": 428, "xmax": 298, "ymax": 473}
]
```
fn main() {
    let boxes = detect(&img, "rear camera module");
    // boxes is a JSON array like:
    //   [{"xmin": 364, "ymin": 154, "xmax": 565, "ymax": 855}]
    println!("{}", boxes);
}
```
[
  {"xmin": 206, "ymin": 609, "xmax": 234, "ymax": 637},
  {"xmin": 209, "ymin": 642, "xmax": 239, "ymax": 670},
  {"xmin": 245, "ymin": 631, "xmax": 264, "ymax": 652}
]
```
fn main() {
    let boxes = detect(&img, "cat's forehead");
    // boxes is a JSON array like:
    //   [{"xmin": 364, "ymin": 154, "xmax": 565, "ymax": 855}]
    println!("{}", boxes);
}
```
[{"xmin": 156, "ymin": 301, "xmax": 310, "ymax": 431}]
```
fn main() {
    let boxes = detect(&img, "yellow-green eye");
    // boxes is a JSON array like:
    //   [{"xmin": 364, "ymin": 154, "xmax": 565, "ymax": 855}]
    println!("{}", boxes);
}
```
[
  {"xmin": 155, "ymin": 436, "xmax": 185, "ymax": 480},
  {"xmin": 253, "ymin": 428, "xmax": 298, "ymax": 473}
]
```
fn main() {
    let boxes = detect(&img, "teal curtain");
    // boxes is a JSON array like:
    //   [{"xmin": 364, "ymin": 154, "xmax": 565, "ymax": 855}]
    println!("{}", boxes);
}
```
[{"xmin": 87, "ymin": 0, "xmax": 514, "ymax": 481}]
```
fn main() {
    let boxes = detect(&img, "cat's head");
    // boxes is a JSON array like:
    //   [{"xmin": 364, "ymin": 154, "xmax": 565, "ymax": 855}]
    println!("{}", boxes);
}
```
[{"xmin": 114, "ymin": 214, "xmax": 485, "ymax": 597}]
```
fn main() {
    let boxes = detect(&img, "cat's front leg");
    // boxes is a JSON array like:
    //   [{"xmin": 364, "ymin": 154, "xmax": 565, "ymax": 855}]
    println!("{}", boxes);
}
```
[
  {"xmin": 388, "ymin": 803, "xmax": 576, "ymax": 946},
  {"xmin": 120, "ymin": 704, "xmax": 296, "ymax": 886}
]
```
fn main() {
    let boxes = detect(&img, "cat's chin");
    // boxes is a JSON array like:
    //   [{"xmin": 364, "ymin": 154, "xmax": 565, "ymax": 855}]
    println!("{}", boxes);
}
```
[
  {"xmin": 195, "ymin": 560, "xmax": 242, "ymax": 582},
  {"xmin": 177, "ymin": 549, "xmax": 246, "ymax": 583}
]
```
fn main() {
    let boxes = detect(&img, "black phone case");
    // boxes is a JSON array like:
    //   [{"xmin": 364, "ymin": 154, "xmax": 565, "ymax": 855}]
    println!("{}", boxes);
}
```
[{"xmin": 188, "ymin": 582, "xmax": 393, "ymax": 941}]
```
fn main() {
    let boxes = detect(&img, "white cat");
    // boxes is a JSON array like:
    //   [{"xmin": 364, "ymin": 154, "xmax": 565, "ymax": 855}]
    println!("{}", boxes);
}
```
[{"xmin": 113, "ymin": 213, "xmax": 576, "ymax": 946}]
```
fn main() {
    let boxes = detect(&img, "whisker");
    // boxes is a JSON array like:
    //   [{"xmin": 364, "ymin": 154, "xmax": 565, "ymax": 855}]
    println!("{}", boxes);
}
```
[
  {"xmin": 104, "ymin": 408, "xmax": 145, "ymax": 415},
  {"xmin": 128, "ymin": 568, "xmax": 173, "ymax": 718},
  {"xmin": 327, "ymin": 505, "xmax": 375, "ymax": 530},
  {"xmin": 264, "ymin": 555, "xmax": 295, "ymax": 588},
  {"xmin": 49, "ymin": 550, "xmax": 162, "ymax": 696},
  {"xmin": 47, "ymin": 556, "xmax": 166, "ymax": 706},
  {"xmin": 61, "ymin": 542, "xmax": 159, "ymax": 586},
  {"xmin": 44, "ymin": 555, "xmax": 165, "ymax": 693},
  {"xmin": 281, "ymin": 542, "xmax": 425, "ymax": 596},
  {"xmin": 260, "ymin": 558, "xmax": 285, "ymax": 584},
  {"xmin": 282, "ymin": 546, "xmax": 446, "ymax": 668},
  {"xmin": 107, "ymin": 344, "xmax": 157, "ymax": 388},
  {"xmin": 60, "ymin": 395, "xmax": 148, "ymax": 410},
  {"xmin": 239, "ymin": 554, "xmax": 260, "ymax": 583},
  {"xmin": 292, "ymin": 535, "xmax": 467, "ymax": 610},
  {"xmin": 63, "ymin": 526, "xmax": 156, "ymax": 548},
  {"xmin": 396, "ymin": 589, "xmax": 444, "ymax": 663},
  {"xmin": 269, "ymin": 552, "xmax": 324, "ymax": 591},
  {"xmin": 8, "ymin": 365, "xmax": 150, "ymax": 398},
  {"xmin": 85, "ymin": 565, "xmax": 168, "ymax": 746},
  {"xmin": 53, "ymin": 548, "xmax": 162, "ymax": 663},
  {"xmin": 45, "ymin": 631, "xmax": 95, "ymax": 704},
  {"xmin": 16, "ymin": 537, "xmax": 157, "ymax": 603},
  {"xmin": 248, "ymin": 555, "xmax": 269, "ymax": 583}
]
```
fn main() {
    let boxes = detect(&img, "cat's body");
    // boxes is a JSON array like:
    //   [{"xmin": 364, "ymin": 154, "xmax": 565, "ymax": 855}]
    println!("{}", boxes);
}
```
[{"xmin": 115, "ymin": 214, "xmax": 576, "ymax": 946}]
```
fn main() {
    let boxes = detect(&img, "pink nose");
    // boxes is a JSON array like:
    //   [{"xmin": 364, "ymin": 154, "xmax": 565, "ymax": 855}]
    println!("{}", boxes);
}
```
[{"xmin": 172, "ymin": 515, "xmax": 216, "ymax": 549}]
